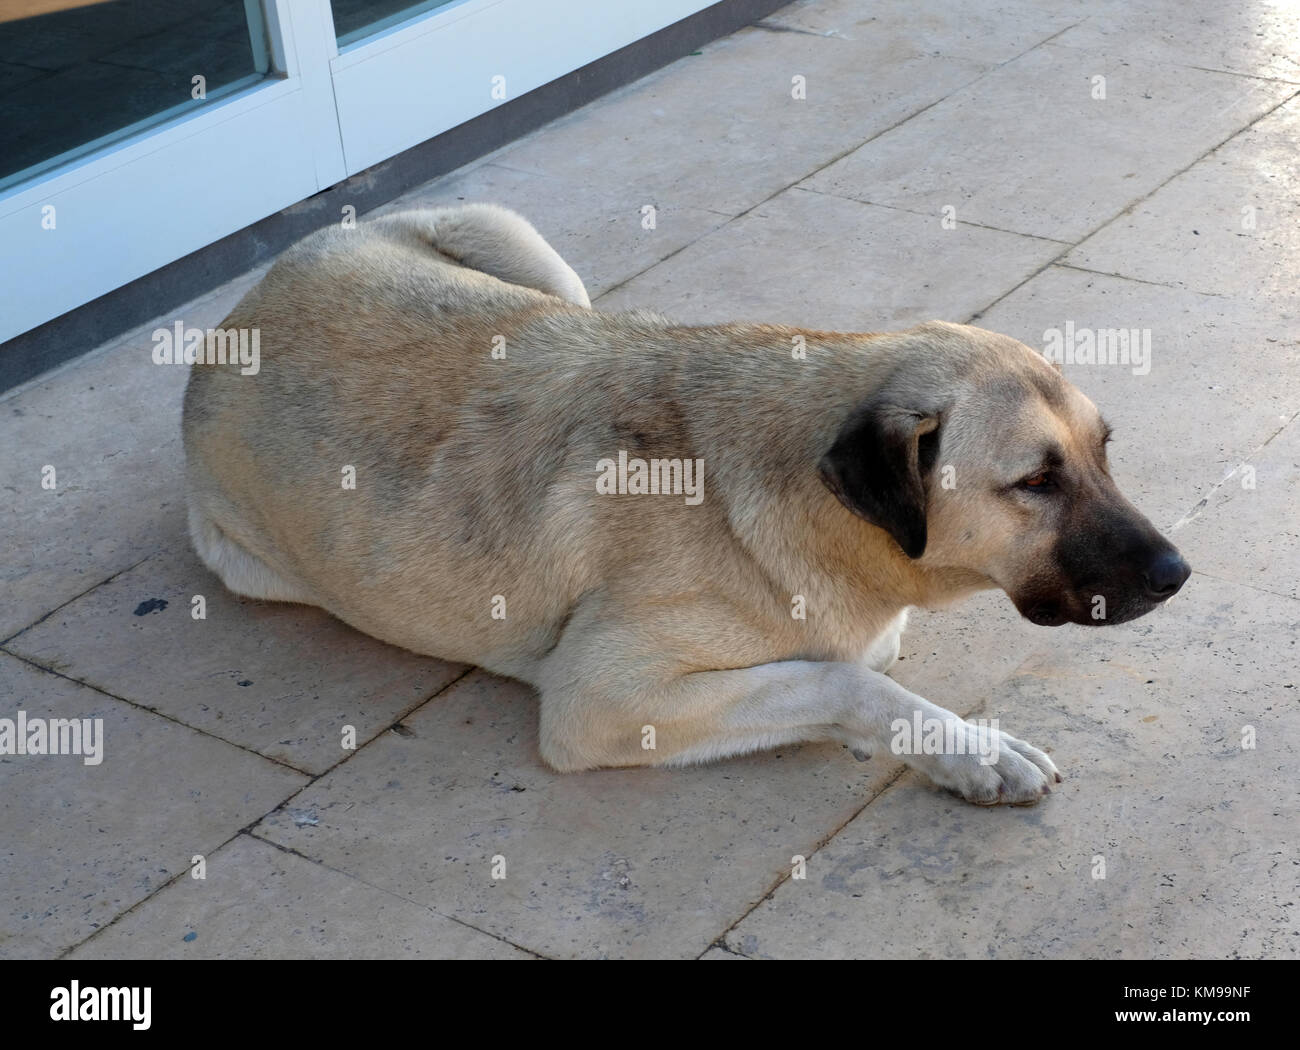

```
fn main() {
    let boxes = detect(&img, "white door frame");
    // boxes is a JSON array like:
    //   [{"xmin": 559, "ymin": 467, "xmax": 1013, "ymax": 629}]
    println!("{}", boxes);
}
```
[
  {"xmin": 0, "ymin": 0, "xmax": 714, "ymax": 345},
  {"xmin": 328, "ymin": 0, "xmax": 715, "ymax": 175}
]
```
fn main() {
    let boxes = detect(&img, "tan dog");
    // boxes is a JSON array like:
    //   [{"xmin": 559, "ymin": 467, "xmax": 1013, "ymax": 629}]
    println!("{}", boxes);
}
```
[{"xmin": 182, "ymin": 204, "xmax": 1189, "ymax": 805}]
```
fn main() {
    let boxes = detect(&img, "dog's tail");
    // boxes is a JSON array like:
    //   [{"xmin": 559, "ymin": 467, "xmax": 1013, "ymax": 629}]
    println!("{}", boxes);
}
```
[{"xmin": 386, "ymin": 203, "xmax": 591, "ymax": 308}]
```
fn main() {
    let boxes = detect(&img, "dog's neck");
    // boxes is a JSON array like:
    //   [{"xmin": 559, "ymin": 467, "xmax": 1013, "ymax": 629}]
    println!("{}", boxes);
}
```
[{"xmin": 654, "ymin": 321, "xmax": 995, "ymax": 639}]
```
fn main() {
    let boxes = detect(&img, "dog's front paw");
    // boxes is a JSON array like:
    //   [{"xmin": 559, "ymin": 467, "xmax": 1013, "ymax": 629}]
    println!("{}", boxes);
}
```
[{"xmin": 904, "ymin": 722, "xmax": 1061, "ymax": 806}]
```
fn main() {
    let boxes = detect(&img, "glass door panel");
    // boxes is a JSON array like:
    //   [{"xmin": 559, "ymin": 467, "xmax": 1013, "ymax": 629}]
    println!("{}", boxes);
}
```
[
  {"xmin": 330, "ymin": 0, "xmax": 456, "ymax": 49},
  {"xmin": 0, "ymin": 0, "xmax": 345, "ymax": 347},
  {"xmin": 0, "ymin": 0, "xmax": 272, "ymax": 191}
]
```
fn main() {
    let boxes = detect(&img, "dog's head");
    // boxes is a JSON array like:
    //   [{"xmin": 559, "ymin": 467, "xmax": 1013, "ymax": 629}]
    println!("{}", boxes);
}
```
[{"xmin": 819, "ymin": 321, "xmax": 1189, "ymax": 626}]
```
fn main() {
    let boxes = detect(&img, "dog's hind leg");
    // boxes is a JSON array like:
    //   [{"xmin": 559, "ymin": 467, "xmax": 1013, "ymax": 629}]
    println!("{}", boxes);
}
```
[{"xmin": 187, "ymin": 504, "xmax": 315, "ymax": 604}]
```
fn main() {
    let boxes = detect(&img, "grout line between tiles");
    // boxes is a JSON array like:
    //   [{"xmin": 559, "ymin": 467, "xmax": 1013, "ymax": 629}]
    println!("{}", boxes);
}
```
[
  {"xmin": 789, "ymin": 184, "xmax": 1074, "ymax": 244},
  {"xmin": 595, "ymin": 88, "xmax": 978, "ymax": 303},
  {"xmin": 1167, "ymin": 406, "xmax": 1300, "ymax": 533},
  {"xmin": 55, "ymin": 664, "xmax": 483, "ymax": 959},
  {"xmin": 964, "ymin": 85, "xmax": 1300, "ymax": 325},
  {"xmin": 1184, "ymin": 570, "xmax": 1300, "ymax": 606},
  {"xmin": 701, "ymin": 941, "xmax": 752, "ymax": 958},
  {"xmin": 249, "ymin": 832, "xmax": 547, "ymax": 959},
  {"xmin": 0, "ymin": 649, "xmax": 314, "ymax": 777},
  {"xmin": 695, "ymin": 760, "xmax": 913, "ymax": 958},
  {"xmin": 1, "ymin": 647, "xmax": 474, "ymax": 781},
  {"xmin": 695, "ymin": 643, "xmax": 1055, "ymax": 959},
  {"xmin": 1184, "ymin": 65, "xmax": 1300, "ymax": 86},
  {"xmin": 593, "ymin": 26, "xmax": 1093, "ymax": 305},
  {"xmin": 1, "ymin": 553, "xmax": 156, "ymax": 648},
  {"xmin": 1051, "ymin": 261, "xmax": 1217, "ymax": 294}
]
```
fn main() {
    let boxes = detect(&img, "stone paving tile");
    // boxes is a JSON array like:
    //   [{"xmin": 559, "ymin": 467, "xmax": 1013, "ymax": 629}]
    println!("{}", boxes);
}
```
[
  {"xmin": 723, "ymin": 573, "xmax": 1300, "ymax": 959},
  {"xmin": 892, "ymin": 591, "xmax": 1043, "ymax": 721},
  {"xmin": 976, "ymin": 265, "xmax": 1300, "ymax": 530},
  {"xmin": 1053, "ymin": 0, "xmax": 1300, "ymax": 83},
  {"xmin": 803, "ymin": 42, "xmax": 1295, "ymax": 241},
  {"xmin": 762, "ymin": 0, "xmax": 1082, "ymax": 65},
  {"xmin": 483, "ymin": 22, "xmax": 992, "ymax": 219},
  {"xmin": 1065, "ymin": 96, "xmax": 1300, "ymax": 304},
  {"xmin": 1174, "ymin": 417, "xmax": 1300, "ymax": 602},
  {"xmin": 0, "ymin": 652, "xmax": 306, "ymax": 959},
  {"xmin": 69, "ymin": 834, "xmax": 529, "ymax": 959},
  {"xmin": 5, "ymin": 544, "xmax": 466, "ymax": 775},
  {"xmin": 596, "ymin": 187, "xmax": 1064, "ymax": 331},
  {"xmin": 254, "ymin": 669, "xmax": 905, "ymax": 959},
  {"xmin": 0, "ymin": 267, "xmax": 265, "ymax": 641}
]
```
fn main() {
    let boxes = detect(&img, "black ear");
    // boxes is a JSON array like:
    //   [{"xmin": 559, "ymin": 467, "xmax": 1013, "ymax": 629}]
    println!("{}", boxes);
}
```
[{"xmin": 818, "ymin": 400, "xmax": 940, "ymax": 559}]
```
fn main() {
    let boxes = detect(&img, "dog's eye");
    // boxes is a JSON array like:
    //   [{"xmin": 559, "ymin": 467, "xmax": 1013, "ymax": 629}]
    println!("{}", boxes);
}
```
[{"xmin": 1019, "ymin": 471, "xmax": 1054, "ymax": 491}]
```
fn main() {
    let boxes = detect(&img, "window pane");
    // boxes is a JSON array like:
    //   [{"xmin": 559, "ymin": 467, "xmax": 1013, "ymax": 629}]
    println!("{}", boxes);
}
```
[
  {"xmin": 0, "ymin": 0, "xmax": 270, "ymax": 190},
  {"xmin": 332, "ymin": 0, "xmax": 457, "ymax": 48}
]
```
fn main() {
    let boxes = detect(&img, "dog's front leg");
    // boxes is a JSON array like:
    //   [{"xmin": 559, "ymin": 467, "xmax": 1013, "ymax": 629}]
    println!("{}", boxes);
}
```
[{"xmin": 538, "ymin": 660, "xmax": 1059, "ymax": 805}]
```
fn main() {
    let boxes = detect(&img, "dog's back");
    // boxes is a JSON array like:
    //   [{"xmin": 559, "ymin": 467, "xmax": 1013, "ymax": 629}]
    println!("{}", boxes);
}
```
[{"xmin": 180, "ymin": 206, "xmax": 733, "ymax": 672}]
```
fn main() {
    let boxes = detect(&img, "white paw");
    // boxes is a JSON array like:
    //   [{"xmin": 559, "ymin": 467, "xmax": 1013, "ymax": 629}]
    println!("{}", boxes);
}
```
[{"xmin": 909, "ymin": 723, "xmax": 1061, "ymax": 806}]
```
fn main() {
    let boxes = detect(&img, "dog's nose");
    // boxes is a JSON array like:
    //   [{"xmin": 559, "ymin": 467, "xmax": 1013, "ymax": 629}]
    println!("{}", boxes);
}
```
[{"xmin": 1143, "ymin": 549, "xmax": 1191, "ymax": 600}]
